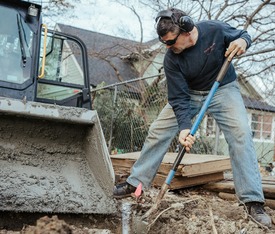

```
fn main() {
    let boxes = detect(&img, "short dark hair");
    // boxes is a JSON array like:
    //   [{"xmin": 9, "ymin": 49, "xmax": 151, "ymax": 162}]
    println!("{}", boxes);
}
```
[{"xmin": 156, "ymin": 8, "xmax": 188, "ymax": 37}]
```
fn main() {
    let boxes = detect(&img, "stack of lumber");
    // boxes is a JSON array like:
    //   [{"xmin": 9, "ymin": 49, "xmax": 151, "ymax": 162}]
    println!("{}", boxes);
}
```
[
  {"xmin": 111, "ymin": 152, "xmax": 231, "ymax": 190},
  {"xmin": 204, "ymin": 176, "xmax": 275, "ymax": 209}
]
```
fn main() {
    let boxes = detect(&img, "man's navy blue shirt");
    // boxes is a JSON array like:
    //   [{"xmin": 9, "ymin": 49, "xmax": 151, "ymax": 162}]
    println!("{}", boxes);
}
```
[{"xmin": 164, "ymin": 20, "xmax": 252, "ymax": 131}]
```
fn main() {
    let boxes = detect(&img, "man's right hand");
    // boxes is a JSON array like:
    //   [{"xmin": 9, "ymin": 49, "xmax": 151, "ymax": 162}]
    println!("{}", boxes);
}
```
[
  {"xmin": 225, "ymin": 38, "xmax": 247, "ymax": 61},
  {"xmin": 179, "ymin": 129, "xmax": 196, "ymax": 153}
]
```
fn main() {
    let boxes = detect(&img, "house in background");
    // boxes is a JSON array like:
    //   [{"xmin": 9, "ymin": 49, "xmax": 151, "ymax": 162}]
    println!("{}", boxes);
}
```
[
  {"xmin": 203, "ymin": 78, "xmax": 275, "ymax": 164},
  {"xmin": 56, "ymin": 24, "xmax": 275, "ymax": 165},
  {"xmin": 56, "ymin": 24, "xmax": 159, "ymax": 87}
]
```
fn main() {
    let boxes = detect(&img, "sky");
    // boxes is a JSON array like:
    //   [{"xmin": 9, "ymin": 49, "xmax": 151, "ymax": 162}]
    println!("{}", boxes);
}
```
[{"xmin": 42, "ymin": 0, "xmax": 157, "ymax": 42}]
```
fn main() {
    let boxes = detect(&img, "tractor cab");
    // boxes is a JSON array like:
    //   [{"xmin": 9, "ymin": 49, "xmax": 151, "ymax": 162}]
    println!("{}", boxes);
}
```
[{"xmin": 0, "ymin": 0, "xmax": 91, "ymax": 109}]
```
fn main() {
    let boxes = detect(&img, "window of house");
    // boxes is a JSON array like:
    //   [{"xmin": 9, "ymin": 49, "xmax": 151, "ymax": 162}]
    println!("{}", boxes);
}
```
[{"xmin": 251, "ymin": 113, "xmax": 272, "ymax": 140}]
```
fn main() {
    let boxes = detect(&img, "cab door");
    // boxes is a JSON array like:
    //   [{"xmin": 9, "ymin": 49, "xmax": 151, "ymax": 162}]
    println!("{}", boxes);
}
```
[{"xmin": 36, "ymin": 30, "xmax": 92, "ymax": 110}]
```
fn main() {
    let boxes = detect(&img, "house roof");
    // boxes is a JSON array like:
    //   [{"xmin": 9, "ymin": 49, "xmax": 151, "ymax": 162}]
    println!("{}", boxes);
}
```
[
  {"xmin": 243, "ymin": 96, "xmax": 275, "ymax": 113},
  {"xmin": 57, "ymin": 24, "xmax": 157, "ymax": 87}
]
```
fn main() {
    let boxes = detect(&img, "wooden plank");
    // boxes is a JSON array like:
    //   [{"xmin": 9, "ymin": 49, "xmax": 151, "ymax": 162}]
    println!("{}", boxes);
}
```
[
  {"xmin": 162, "ymin": 153, "xmax": 230, "ymax": 165},
  {"xmin": 181, "ymin": 159, "xmax": 231, "ymax": 177},
  {"xmin": 204, "ymin": 180, "xmax": 275, "ymax": 199},
  {"xmin": 111, "ymin": 158, "xmax": 134, "ymax": 170},
  {"xmin": 111, "ymin": 152, "xmax": 230, "ymax": 190},
  {"xmin": 203, "ymin": 181, "xmax": 235, "ymax": 194},
  {"xmin": 261, "ymin": 177, "xmax": 275, "ymax": 185},
  {"xmin": 261, "ymin": 176, "xmax": 275, "ymax": 181},
  {"xmin": 112, "ymin": 152, "xmax": 230, "ymax": 164},
  {"xmin": 111, "ymin": 157, "xmax": 183, "ymax": 177},
  {"xmin": 111, "ymin": 152, "xmax": 231, "ymax": 177},
  {"xmin": 152, "ymin": 172, "xmax": 224, "ymax": 190},
  {"xmin": 218, "ymin": 192, "xmax": 275, "ymax": 209},
  {"xmin": 215, "ymin": 177, "xmax": 275, "ymax": 184}
]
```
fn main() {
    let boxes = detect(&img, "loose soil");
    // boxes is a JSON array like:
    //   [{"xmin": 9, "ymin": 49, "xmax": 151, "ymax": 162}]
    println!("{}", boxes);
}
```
[{"xmin": 0, "ymin": 186, "xmax": 274, "ymax": 234}]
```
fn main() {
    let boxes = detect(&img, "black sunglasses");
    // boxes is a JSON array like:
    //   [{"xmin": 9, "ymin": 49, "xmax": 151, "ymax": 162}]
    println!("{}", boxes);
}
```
[{"xmin": 159, "ymin": 32, "xmax": 181, "ymax": 46}]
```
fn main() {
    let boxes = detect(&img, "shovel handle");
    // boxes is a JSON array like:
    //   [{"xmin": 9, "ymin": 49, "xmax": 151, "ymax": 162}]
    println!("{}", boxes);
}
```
[{"xmin": 216, "ymin": 57, "xmax": 231, "ymax": 82}]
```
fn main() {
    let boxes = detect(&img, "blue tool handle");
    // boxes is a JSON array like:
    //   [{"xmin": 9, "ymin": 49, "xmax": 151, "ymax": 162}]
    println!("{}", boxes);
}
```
[
  {"xmin": 190, "ymin": 81, "xmax": 220, "ymax": 135},
  {"xmin": 165, "ymin": 58, "xmax": 231, "ymax": 185}
]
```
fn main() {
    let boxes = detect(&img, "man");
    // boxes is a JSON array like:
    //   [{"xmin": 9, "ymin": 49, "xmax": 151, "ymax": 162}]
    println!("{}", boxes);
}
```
[{"xmin": 113, "ymin": 8, "xmax": 271, "ymax": 227}]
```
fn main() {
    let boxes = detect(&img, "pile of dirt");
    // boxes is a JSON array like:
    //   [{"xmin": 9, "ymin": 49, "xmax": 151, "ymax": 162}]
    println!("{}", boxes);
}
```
[
  {"xmin": 131, "ymin": 188, "xmax": 275, "ymax": 233},
  {"xmin": 0, "ymin": 187, "xmax": 274, "ymax": 233},
  {"xmin": 22, "ymin": 216, "xmax": 72, "ymax": 234}
]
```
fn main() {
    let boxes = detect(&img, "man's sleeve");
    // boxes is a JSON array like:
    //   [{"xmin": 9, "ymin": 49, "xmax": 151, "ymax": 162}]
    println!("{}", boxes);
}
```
[
  {"xmin": 164, "ymin": 54, "xmax": 192, "ymax": 131},
  {"xmin": 222, "ymin": 22, "xmax": 252, "ymax": 49}
]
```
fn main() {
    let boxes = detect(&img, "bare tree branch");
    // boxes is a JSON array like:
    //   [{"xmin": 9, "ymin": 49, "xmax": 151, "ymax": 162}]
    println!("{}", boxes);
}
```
[{"xmin": 244, "ymin": 0, "xmax": 271, "ymax": 30}]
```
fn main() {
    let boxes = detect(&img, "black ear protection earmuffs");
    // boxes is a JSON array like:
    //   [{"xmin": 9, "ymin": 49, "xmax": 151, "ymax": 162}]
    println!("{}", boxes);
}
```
[{"xmin": 155, "ymin": 9, "xmax": 195, "ymax": 32}]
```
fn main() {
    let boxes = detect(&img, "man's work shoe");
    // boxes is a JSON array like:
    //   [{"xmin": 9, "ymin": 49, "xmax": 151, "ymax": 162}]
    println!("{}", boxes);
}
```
[
  {"xmin": 246, "ymin": 202, "xmax": 272, "ymax": 228},
  {"xmin": 113, "ymin": 182, "xmax": 136, "ymax": 198}
]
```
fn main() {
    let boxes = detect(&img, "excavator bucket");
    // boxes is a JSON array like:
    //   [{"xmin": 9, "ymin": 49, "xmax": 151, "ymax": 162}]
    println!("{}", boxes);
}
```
[
  {"xmin": 0, "ymin": 97, "xmax": 117, "ymax": 214},
  {"xmin": 0, "ymin": 0, "xmax": 117, "ymax": 214}
]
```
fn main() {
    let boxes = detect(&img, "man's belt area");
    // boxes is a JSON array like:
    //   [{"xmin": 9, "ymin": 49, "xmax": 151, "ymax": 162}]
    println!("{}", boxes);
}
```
[{"xmin": 189, "ymin": 89, "xmax": 210, "ymax": 95}]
